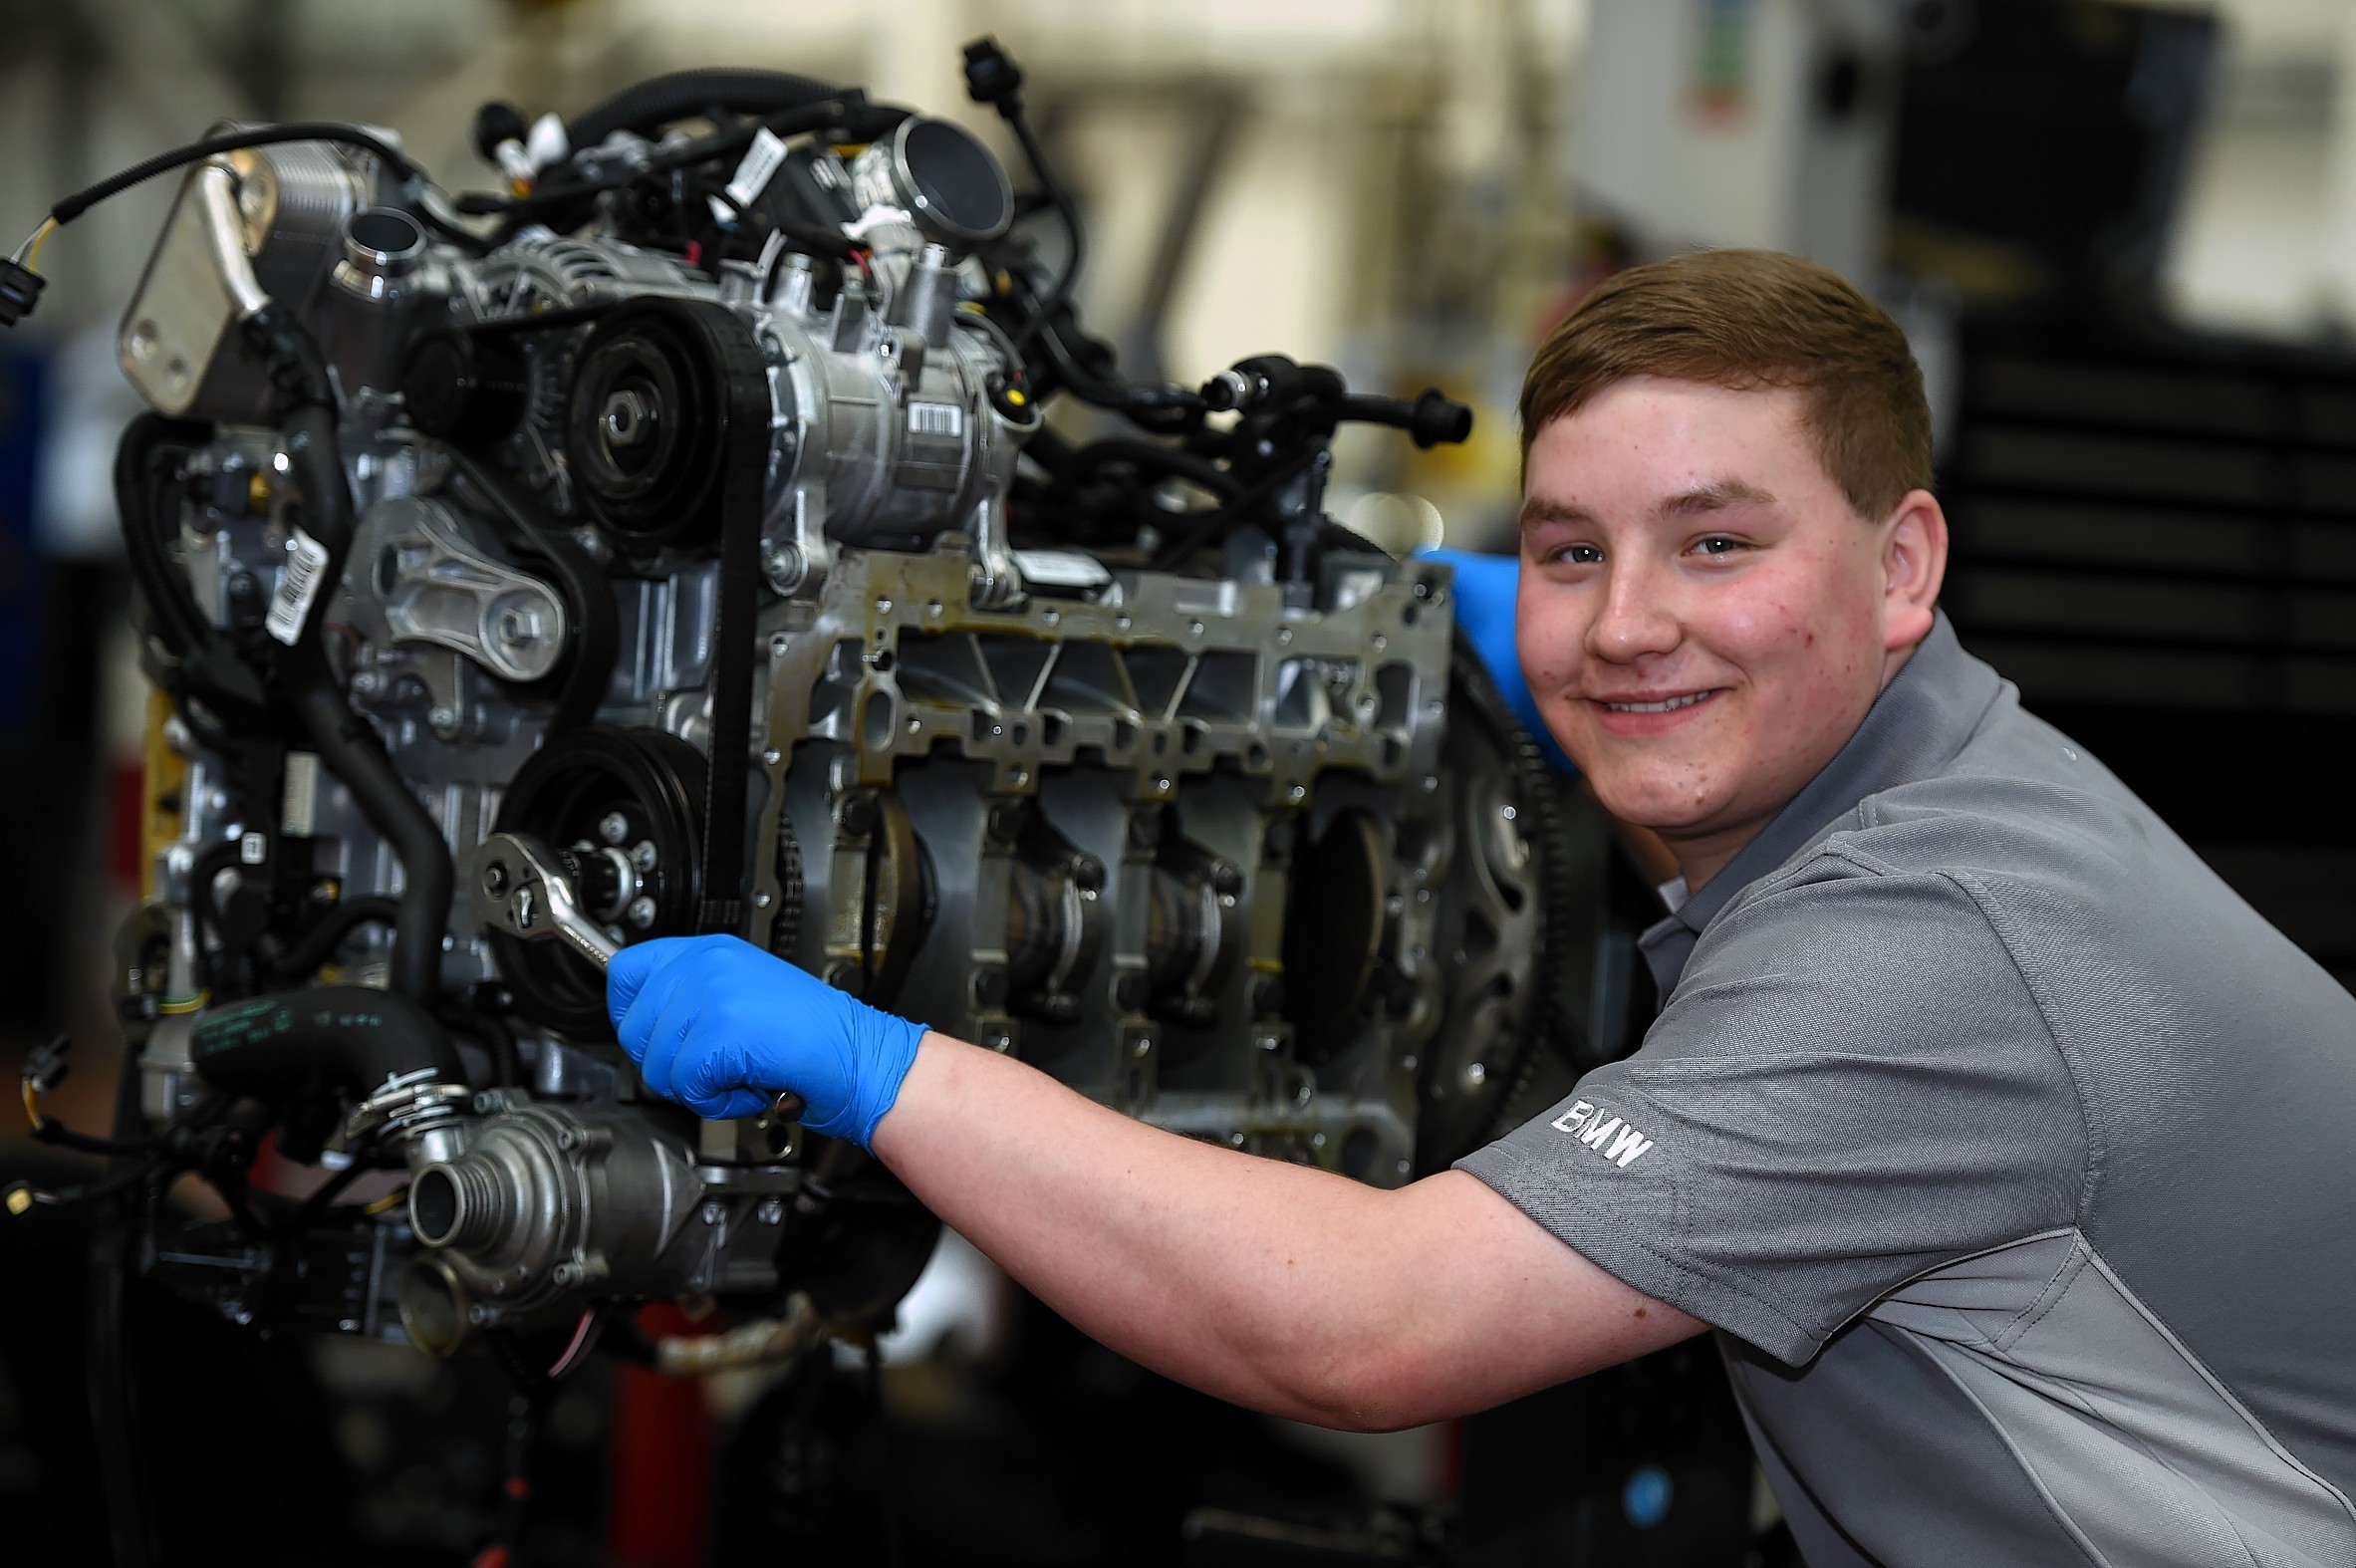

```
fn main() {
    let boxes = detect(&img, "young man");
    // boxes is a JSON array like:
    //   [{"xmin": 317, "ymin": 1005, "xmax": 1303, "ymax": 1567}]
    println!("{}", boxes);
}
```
[{"xmin": 608, "ymin": 251, "xmax": 2356, "ymax": 1565}]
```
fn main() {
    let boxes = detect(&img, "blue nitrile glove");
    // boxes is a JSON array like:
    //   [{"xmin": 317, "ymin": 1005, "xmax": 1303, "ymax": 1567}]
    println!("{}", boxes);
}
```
[
  {"xmin": 607, "ymin": 934, "xmax": 926, "ymax": 1147},
  {"xmin": 1417, "ymin": 546, "xmax": 1576, "ymax": 773}
]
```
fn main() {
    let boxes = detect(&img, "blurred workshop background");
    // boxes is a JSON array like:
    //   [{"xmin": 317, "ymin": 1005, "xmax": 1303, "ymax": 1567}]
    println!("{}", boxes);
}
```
[{"xmin": 3, "ymin": 0, "xmax": 2352, "ymax": 1564}]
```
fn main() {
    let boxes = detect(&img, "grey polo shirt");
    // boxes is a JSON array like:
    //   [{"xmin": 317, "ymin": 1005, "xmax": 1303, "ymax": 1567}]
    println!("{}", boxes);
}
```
[{"xmin": 1459, "ymin": 616, "xmax": 2356, "ymax": 1567}]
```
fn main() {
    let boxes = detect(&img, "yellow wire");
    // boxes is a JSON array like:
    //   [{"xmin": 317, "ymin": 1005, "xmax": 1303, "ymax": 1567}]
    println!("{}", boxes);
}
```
[
  {"xmin": 157, "ymin": 990, "xmax": 211, "ymax": 1016},
  {"xmin": 23, "ymin": 219, "xmax": 56, "ymax": 273},
  {"xmin": 362, "ymin": 1186, "xmax": 410, "ymax": 1215},
  {"xmin": 20, "ymin": 1078, "xmax": 40, "ymax": 1131}
]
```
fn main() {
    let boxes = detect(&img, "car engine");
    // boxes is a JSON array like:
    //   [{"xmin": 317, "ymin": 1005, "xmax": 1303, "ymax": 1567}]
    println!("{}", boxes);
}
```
[{"xmin": 5, "ymin": 43, "xmax": 1571, "ymax": 1417}]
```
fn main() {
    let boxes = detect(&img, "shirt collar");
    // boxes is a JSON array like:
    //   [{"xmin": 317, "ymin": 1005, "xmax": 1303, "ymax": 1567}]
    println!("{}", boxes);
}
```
[{"xmin": 1636, "ymin": 614, "xmax": 2006, "ymax": 995}]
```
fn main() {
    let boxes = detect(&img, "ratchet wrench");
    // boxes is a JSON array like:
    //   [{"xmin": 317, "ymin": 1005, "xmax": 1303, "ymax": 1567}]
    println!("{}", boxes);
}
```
[
  {"xmin": 474, "ymin": 831, "xmax": 622, "ymax": 968},
  {"xmin": 472, "ymin": 831, "xmax": 804, "ymax": 1125}
]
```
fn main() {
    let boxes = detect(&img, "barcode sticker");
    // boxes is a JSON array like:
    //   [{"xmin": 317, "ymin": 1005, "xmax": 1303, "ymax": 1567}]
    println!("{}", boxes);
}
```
[
  {"xmin": 908, "ymin": 401, "xmax": 963, "ymax": 438},
  {"xmin": 725, "ymin": 128, "xmax": 790, "ymax": 210},
  {"xmin": 264, "ymin": 528, "xmax": 332, "ymax": 646}
]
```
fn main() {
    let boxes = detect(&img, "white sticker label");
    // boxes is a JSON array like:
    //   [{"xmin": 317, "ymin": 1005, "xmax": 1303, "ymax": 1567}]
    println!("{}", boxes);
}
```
[
  {"xmin": 725, "ymin": 128, "xmax": 790, "ymax": 210},
  {"xmin": 908, "ymin": 401, "xmax": 963, "ymax": 439},
  {"xmin": 281, "ymin": 750, "xmax": 319, "ymax": 838},
  {"xmin": 264, "ymin": 528, "xmax": 332, "ymax": 646}
]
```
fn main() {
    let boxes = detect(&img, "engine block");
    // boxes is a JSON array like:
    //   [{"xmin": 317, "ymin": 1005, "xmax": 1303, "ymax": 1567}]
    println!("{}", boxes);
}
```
[
  {"xmin": 764, "ymin": 538, "xmax": 1464, "ymax": 1180},
  {"xmin": 57, "ymin": 55, "xmax": 1564, "ymax": 1363}
]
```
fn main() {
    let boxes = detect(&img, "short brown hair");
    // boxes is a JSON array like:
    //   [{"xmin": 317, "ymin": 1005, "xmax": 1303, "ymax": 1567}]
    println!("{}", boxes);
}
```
[{"xmin": 1519, "ymin": 249, "xmax": 1933, "ymax": 519}]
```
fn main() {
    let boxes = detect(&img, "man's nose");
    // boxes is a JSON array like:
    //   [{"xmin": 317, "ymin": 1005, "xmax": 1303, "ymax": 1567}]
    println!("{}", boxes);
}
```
[{"xmin": 1587, "ymin": 561, "xmax": 1682, "ymax": 662}]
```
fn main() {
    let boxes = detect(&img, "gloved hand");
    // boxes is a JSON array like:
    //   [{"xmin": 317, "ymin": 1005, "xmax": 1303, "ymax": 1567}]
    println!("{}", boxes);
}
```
[{"xmin": 606, "ymin": 934, "xmax": 926, "ymax": 1147}]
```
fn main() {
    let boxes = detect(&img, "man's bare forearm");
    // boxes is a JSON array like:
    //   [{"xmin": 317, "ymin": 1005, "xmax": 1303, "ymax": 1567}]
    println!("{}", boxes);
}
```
[{"xmin": 870, "ymin": 1033, "xmax": 1700, "ymax": 1430}]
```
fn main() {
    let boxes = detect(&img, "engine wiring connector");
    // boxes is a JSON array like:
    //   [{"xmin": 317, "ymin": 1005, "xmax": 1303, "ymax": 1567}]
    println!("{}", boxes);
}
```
[
  {"xmin": 0, "ymin": 256, "xmax": 45, "ymax": 328},
  {"xmin": 24, "ymin": 1034, "xmax": 73, "ymax": 1098}
]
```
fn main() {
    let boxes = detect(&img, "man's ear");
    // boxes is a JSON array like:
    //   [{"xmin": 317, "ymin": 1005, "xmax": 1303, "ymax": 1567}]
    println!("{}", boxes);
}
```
[{"xmin": 1880, "ymin": 488, "xmax": 1949, "ymax": 653}]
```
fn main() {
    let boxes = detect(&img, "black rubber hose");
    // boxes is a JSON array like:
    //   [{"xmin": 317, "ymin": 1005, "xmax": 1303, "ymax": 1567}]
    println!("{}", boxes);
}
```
[
  {"xmin": 282, "ymin": 664, "xmax": 453, "ymax": 1002},
  {"xmin": 566, "ymin": 69, "xmax": 841, "ymax": 147},
  {"xmin": 114, "ymin": 415, "xmax": 214, "ymax": 657},
  {"xmin": 259, "ymin": 375, "xmax": 455, "ymax": 1003},
  {"xmin": 1063, "ymin": 437, "xmax": 1242, "ymax": 501},
  {"xmin": 51, "ymin": 123, "xmax": 420, "ymax": 225},
  {"xmin": 1147, "ymin": 448, "xmax": 1321, "ymax": 571},
  {"xmin": 266, "ymin": 896, "xmax": 399, "ymax": 981},
  {"xmin": 1337, "ymin": 390, "xmax": 1474, "ymax": 449},
  {"xmin": 188, "ymin": 985, "xmax": 461, "ymax": 1098},
  {"xmin": 113, "ymin": 416, "xmax": 275, "ymax": 743}
]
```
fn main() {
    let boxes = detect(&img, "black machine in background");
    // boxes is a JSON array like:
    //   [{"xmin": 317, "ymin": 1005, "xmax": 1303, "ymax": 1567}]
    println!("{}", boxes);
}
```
[{"xmin": 1893, "ymin": 0, "xmax": 2356, "ymax": 988}]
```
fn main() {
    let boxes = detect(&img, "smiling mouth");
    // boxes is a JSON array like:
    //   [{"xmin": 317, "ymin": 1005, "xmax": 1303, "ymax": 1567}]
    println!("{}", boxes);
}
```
[{"xmin": 1598, "ymin": 690, "xmax": 1719, "ymax": 714}]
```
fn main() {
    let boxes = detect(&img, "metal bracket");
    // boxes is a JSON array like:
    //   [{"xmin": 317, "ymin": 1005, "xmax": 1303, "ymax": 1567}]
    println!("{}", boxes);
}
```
[{"xmin": 350, "ymin": 494, "xmax": 568, "ymax": 684}]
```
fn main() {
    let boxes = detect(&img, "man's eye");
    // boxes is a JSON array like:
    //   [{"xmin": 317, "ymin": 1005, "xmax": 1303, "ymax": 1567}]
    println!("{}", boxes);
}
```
[
  {"xmin": 1552, "ymin": 543, "xmax": 1603, "ymax": 565},
  {"xmin": 1694, "ymin": 536, "xmax": 1743, "ymax": 557}
]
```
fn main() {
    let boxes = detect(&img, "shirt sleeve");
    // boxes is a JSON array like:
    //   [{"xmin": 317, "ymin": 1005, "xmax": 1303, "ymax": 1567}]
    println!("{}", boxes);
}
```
[{"xmin": 1456, "ymin": 852, "xmax": 2089, "ymax": 1366}]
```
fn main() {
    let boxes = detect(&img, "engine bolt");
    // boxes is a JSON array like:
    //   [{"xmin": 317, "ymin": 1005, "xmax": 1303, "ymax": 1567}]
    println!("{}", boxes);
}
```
[
  {"xmin": 599, "ymin": 812, "xmax": 630, "ymax": 845},
  {"xmin": 1127, "ymin": 811, "xmax": 1162, "ymax": 851},
  {"xmin": 700, "ymin": 1201, "xmax": 725, "ymax": 1226},
  {"xmin": 552, "ymin": 1261, "xmax": 582, "ymax": 1287},
  {"xmin": 758, "ymin": 1197, "xmax": 785, "ymax": 1225},
  {"xmin": 1114, "ymin": 973, "xmax": 1149, "ymax": 1012},
  {"xmin": 631, "ymin": 840, "xmax": 657, "ymax": 871},
  {"xmin": 482, "ymin": 861, "xmax": 507, "ymax": 896},
  {"xmin": 1209, "ymin": 863, "xmax": 1242, "ymax": 897},
  {"xmin": 838, "ymin": 793, "xmax": 878, "ymax": 837},
  {"xmin": 429, "ymin": 706, "xmax": 457, "ymax": 730},
  {"xmin": 601, "ymin": 388, "xmax": 657, "ymax": 448},
  {"xmin": 1070, "ymin": 856, "xmax": 1104, "ymax": 893},
  {"xmin": 468, "ymin": 1303, "xmax": 493, "ymax": 1326},
  {"xmin": 971, "ymin": 966, "xmax": 1008, "ymax": 1008},
  {"xmin": 823, "ymin": 959, "xmax": 861, "ymax": 992},
  {"xmin": 627, "ymin": 896, "xmax": 656, "ymax": 928},
  {"xmin": 986, "ymin": 801, "xmax": 1026, "ymax": 843}
]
